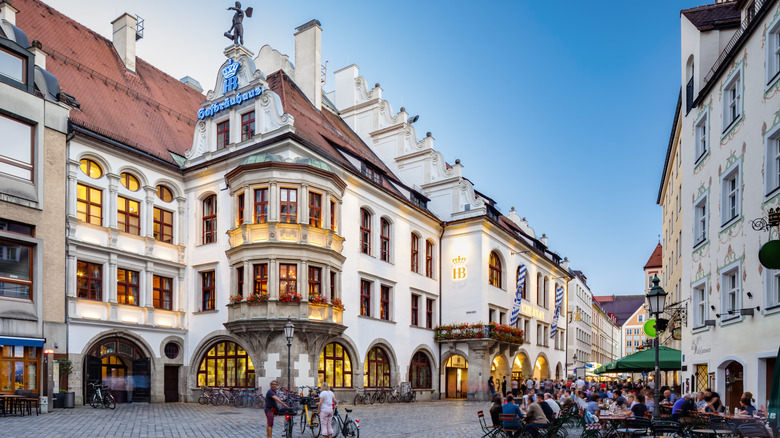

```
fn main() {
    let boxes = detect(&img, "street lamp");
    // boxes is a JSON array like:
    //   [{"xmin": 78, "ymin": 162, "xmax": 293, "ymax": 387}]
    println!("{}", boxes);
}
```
[
  {"xmin": 284, "ymin": 318, "xmax": 295, "ymax": 392},
  {"xmin": 646, "ymin": 275, "xmax": 668, "ymax": 419}
]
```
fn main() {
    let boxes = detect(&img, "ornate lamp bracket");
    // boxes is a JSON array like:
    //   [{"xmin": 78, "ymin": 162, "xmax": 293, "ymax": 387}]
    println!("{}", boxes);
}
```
[{"xmin": 751, "ymin": 207, "xmax": 780, "ymax": 231}]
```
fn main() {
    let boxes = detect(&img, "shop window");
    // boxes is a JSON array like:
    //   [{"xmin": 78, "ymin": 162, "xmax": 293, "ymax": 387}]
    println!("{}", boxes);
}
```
[
  {"xmin": 156, "ymin": 185, "xmax": 173, "ymax": 203},
  {"xmin": 0, "ymin": 238, "xmax": 32, "ymax": 300},
  {"xmin": 489, "ymin": 251, "xmax": 502, "ymax": 288},
  {"xmin": 153, "ymin": 207, "xmax": 173, "ymax": 243},
  {"xmin": 364, "ymin": 346, "xmax": 390, "ymax": 388},
  {"xmin": 77, "ymin": 183, "xmax": 103, "ymax": 225},
  {"xmin": 118, "ymin": 196, "xmax": 141, "ymax": 235},
  {"xmin": 0, "ymin": 346, "xmax": 38, "ymax": 391},
  {"xmin": 0, "ymin": 114, "xmax": 33, "ymax": 182},
  {"xmin": 309, "ymin": 192, "xmax": 322, "ymax": 227},
  {"xmin": 279, "ymin": 264, "xmax": 297, "ymax": 295},
  {"xmin": 79, "ymin": 158, "xmax": 103, "ymax": 179},
  {"xmin": 77, "ymin": 261, "xmax": 102, "ymax": 301},
  {"xmin": 254, "ymin": 264, "xmax": 268, "ymax": 295},
  {"xmin": 318, "ymin": 342, "xmax": 352, "ymax": 388},
  {"xmin": 120, "ymin": 172, "xmax": 140, "ymax": 191},
  {"xmin": 201, "ymin": 271, "xmax": 215, "ymax": 311},
  {"xmin": 380, "ymin": 219, "xmax": 390, "ymax": 262},
  {"xmin": 280, "ymin": 188, "xmax": 297, "ymax": 224},
  {"xmin": 254, "ymin": 188, "xmax": 268, "ymax": 224},
  {"xmin": 217, "ymin": 120, "xmax": 229, "ymax": 149},
  {"xmin": 241, "ymin": 111, "xmax": 255, "ymax": 141},
  {"xmin": 153, "ymin": 275, "xmax": 172, "ymax": 310},
  {"xmin": 117, "ymin": 268, "xmax": 139, "ymax": 306},
  {"xmin": 411, "ymin": 233, "xmax": 419, "ymax": 273},
  {"xmin": 202, "ymin": 195, "xmax": 217, "ymax": 244},
  {"xmin": 197, "ymin": 341, "xmax": 255, "ymax": 388}
]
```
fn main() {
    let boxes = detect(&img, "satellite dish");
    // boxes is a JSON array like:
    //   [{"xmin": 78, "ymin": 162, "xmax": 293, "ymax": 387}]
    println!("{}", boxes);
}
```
[
  {"xmin": 643, "ymin": 319, "xmax": 657, "ymax": 337},
  {"xmin": 759, "ymin": 240, "xmax": 780, "ymax": 269}
]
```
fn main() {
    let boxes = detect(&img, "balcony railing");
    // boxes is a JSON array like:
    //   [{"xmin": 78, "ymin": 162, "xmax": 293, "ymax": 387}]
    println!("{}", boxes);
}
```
[
  {"xmin": 227, "ymin": 222, "xmax": 344, "ymax": 253},
  {"xmin": 433, "ymin": 322, "xmax": 524, "ymax": 344},
  {"xmin": 227, "ymin": 300, "xmax": 343, "ymax": 325},
  {"xmin": 703, "ymin": 0, "xmax": 766, "ymax": 84}
]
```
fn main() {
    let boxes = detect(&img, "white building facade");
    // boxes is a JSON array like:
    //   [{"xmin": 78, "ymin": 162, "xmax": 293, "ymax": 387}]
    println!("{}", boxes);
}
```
[{"xmin": 567, "ymin": 270, "xmax": 593, "ymax": 378}]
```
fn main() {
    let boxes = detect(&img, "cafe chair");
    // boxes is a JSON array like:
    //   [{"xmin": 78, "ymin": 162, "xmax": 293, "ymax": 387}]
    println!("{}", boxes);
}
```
[
  {"xmin": 650, "ymin": 420, "xmax": 683, "ymax": 438},
  {"xmin": 499, "ymin": 413, "xmax": 523, "ymax": 437},
  {"xmin": 478, "ymin": 410, "xmax": 502, "ymax": 438},
  {"xmin": 735, "ymin": 424, "xmax": 771, "ymax": 438},
  {"xmin": 616, "ymin": 417, "xmax": 652, "ymax": 437},
  {"xmin": 708, "ymin": 417, "xmax": 737, "ymax": 435}
]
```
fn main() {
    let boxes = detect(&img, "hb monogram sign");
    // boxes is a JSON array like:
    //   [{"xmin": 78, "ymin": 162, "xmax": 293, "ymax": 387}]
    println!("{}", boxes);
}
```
[{"xmin": 452, "ymin": 255, "xmax": 467, "ymax": 280}]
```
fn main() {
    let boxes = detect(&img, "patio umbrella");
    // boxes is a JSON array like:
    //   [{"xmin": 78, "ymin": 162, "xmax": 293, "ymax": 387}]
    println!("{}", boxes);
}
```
[
  {"xmin": 769, "ymin": 345, "xmax": 780, "ymax": 437},
  {"xmin": 593, "ymin": 346, "xmax": 681, "ymax": 374}
]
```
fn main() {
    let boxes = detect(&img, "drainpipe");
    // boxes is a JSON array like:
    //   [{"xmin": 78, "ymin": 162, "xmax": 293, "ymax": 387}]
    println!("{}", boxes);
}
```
[{"xmin": 437, "ymin": 224, "xmax": 444, "ymax": 400}]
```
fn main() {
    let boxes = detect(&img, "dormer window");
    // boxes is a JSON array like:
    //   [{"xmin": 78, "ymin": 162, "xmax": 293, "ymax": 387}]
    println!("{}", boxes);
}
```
[
  {"xmin": 0, "ymin": 46, "xmax": 25, "ymax": 84},
  {"xmin": 362, "ymin": 164, "xmax": 381, "ymax": 184},
  {"xmin": 411, "ymin": 193, "xmax": 427, "ymax": 209}
]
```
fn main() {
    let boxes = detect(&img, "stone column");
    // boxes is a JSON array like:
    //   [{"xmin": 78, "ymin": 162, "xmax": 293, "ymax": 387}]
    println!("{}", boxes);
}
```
[
  {"xmin": 144, "ymin": 186, "xmax": 156, "ymax": 238},
  {"xmin": 143, "ymin": 261, "xmax": 154, "ymax": 309},
  {"xmin": 324, "ymin": 191, "xmax": 332, "ymax": 230},
  {"xmin": 269, "ymin": 182, "xmax": 278, "ymax": 222},
  {"xmin": 67, "ymin": 165, "xmax": 79, "ymax": 218},
  {"xmin": 243, "ymin": 260, "xmax": 251, "ymax": 296},
  {"xmin": 300, "ymin": 184, "xmax": 309, "ymax": 225},
  {"xmin": 106, "ymin": 173, "xmax": 120, "ymax": 229},
  {"xmin": 269, "ymin": 258, "xmax": 278, "ymax": 299},
  {"xmin": 66, "ymin": 248, "xmax": 77, "ymax": 298},
  {"xmin": 300, "ymin": 261, "xmax": 308, "ymax": 300},
  {"xmin": 174, "ymin": 197, "xmax": 186, "ymax": 246},
  {"xmin": 465, "ymin": 339, "xmax": 496, "ymax": 401},
  {"xmin": 107, "ymin": 253, "xmax": 118, "ymax": 303},
  {"xmin": 241, "ymin": 188, "xmax": 250, "ymax": 226}
]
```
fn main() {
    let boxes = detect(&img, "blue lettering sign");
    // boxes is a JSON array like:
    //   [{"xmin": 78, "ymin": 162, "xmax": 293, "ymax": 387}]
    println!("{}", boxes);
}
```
[{"xmin": 197, "ymin": 86, "xmax": 263, "ymax": 120}]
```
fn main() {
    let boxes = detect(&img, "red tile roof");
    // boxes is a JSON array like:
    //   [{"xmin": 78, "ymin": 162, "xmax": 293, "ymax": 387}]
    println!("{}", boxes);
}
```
[
  {"xmin": 644, "ymin": 243, "xmax": 662, "ymax": 269},
  {"xmin": 682, "ymin": 2, "xmax": 741, "ymax": 31},
  {"xmin": 14, "ymin": 0, "xmax": 205, "ymax": 165}
]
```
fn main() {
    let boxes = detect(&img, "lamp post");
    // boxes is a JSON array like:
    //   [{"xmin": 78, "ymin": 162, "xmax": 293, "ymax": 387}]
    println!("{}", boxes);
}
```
[
  {"xmin": 284, "ymin": 318, "xmax": 295, "ymax": 392},
  {"xmin": 572, "ymin": 353, "xmax": 578, "ymax": 379},
  {"xmin": 646, "ymin": 275, "xmax": 668, "ymax": 420}
]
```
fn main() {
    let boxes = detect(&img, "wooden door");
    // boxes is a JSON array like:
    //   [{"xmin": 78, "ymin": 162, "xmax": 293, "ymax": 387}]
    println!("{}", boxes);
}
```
[
  {"xmin": 446, "ymin": 369, "xmax": 457, "ymax": 398},
  {"xmin": 164, "ymin": 366, "xmax": 179, "ymax": 402}
]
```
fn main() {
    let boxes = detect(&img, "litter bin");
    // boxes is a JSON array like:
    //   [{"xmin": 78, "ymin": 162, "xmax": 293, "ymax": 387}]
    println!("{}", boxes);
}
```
[
  {"xmin": 39, "ymin": 396, "xmax": 48, "ymax": 414},
  {"xmin": 54, "ymin": 392, "xmax": 64, "ymax": 409},
  {"xmin": 62, "ymin": 391, "xmax": 75, "ymax": 408}
]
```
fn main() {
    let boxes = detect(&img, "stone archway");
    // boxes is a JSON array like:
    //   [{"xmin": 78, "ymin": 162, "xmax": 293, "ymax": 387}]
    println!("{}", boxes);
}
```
[
  {"xmin": 720, "ymin": 359, "xmax": 744, "ymax": 409},
  {"xmin": 512, "ymin": 351, "xmax": 532, "ymax": 382},
  {"xmin": 82, "ymin": 335, "xmax": 151, "ymax": 404},
  {"xmin": 533, "ymin": 354, "xmax": 550, "ymax": 380},
  {"xmin": 555, "ymin": 362, "xmax": 563, "ymax": 381},
  {"xmin": 442, "ymin": 353, "xmax": 469, "ymax": 399}
]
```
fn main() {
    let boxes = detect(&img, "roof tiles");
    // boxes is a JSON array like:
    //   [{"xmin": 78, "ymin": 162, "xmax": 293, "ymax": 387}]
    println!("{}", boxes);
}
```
[{"xmin": 682, "ymin": 2, "xmax": 741, "ymax": 31}]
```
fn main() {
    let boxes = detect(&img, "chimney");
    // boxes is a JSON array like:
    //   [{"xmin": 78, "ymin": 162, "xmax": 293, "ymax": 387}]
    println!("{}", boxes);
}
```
[
  {"xmin": 540, "ymin": 233, "xmax": 548, "ymax": 246},
  {"xmin": 561, "ymin": 257, "xmax": 570, "ymax": 272},
  {"xmin": 294, "ymin": 19, "xmax": 322, "ymax": 109},
  {"xmin": 30, "ymin": 40, "xmax": 46, "ymax": 69},
  {"xmin": 0, "ymin": 1, "xmax": 18, "ymax": 26},
  {"xmin": 112, "ymin": 13, "xmax": 137, "ymax": 72}
]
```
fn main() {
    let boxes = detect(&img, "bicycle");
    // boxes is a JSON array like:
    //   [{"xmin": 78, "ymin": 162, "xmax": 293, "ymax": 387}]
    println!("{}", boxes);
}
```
[
  {"xmin": 353, "ymin": 387, "xmax": 371, "ymax": 405},
  {"xmin": 298, "ymin": 395, "xmax": 321, "ymax": 437},
  {"xmin": 197, "ymin": 386, "xmax": 211, "ymax": 405},
  {"xmin": 88, "ymin": 381, "xmax": 116, "ymax": 410},
  {"xmin": 331, "ymin": 406, "xmax": 359, "ymax": 438},
  {"xmin": 278, "ymin": 406, "xmax": 298, "ymax": 438}
]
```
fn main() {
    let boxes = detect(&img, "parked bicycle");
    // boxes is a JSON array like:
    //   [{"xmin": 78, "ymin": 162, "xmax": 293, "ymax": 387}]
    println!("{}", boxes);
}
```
[
  {"xmin": 298, "ymin": 395, "xmax": 321, "ymax": 437},
  {"xmin": 331, "ymin": 406, "xmax": 359, "ymax": 438},
  {"xmin": 88, "ymin": 381, "xmax": 116, "ymax": 409},
  {"xmin": 353, "ymin": 387, "xmax": 372, "ymax": 405}
]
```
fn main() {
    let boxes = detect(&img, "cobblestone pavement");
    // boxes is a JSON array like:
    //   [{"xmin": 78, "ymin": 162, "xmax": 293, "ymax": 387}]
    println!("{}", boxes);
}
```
[{"xmin": 0, "ymin": 400, "xmax": 522, "ymax": 437}]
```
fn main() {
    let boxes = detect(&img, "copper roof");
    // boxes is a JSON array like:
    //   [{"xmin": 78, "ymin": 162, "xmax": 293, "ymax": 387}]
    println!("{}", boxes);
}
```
[
  {"xmin": 644, "ymin": 243, "xmax": 663, "ymax": 269},
  {"xmin": 681, "ymin": 2, "xmax": 741, "ymax": 31}
]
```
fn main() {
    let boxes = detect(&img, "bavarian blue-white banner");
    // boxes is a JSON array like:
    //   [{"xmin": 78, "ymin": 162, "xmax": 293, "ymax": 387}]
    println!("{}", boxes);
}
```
[
  {"xmin": 509, "ymin": 264, "xmax": 526, "ymax": 326},
  {"xmin": 550, "ymin": 285, "xmax": 564, "ymax": 338}
]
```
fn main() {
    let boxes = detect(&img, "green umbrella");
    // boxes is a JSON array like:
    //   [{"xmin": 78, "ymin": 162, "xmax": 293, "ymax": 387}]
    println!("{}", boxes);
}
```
[
  {"xmin": 769, "ymin": 345, "xmax": 780, "ymax": 437},
  {"xmin": 593, "ymin": 346, "xmax": 681, "ymax": 374}
]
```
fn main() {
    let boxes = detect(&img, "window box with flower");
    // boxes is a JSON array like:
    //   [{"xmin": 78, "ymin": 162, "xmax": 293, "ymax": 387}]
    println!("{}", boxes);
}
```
[
  {"xmin": 279, "ymin": 291, "xmax": 302, "ymax": 303},
  {"xmin": 308, "ymin": 294, "xmax": 329, "ymax": 305},
  {"xmin": 246, "ymin": 292, "xmax": 269, "ymax": 304}
]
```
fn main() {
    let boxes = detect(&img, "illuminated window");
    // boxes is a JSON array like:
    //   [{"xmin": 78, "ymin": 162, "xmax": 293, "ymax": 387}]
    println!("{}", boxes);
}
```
[
  {"xmin": 280, "ymin": 188, "xmax": 297, "ymax": 224},
  {"xmin": 217, "ymin": 120, "xmax": 230, "ymax": 149},
  {"xmin": 329, "ymin": 271, "xmax": 336, "ymax": 299},
  {"xmin": 241, "ymin": 111, "xmax": 255, "ymax": 141},
  {"xmin": 202, "ymin": 195, "xmax": 217, "ymax": 244},
  {"xmin": 411, "ymin": 234, "xmax": 419, "ymax": 273},
  {"xmin": 360, "ymin": 279, "xmax": 371, "ymax": 317},
  {"xmin": 156, "ymin": 185, "xmax": 173, "ymax": 203},
  {"xmin": 0, "ymin": 114, "xmax": 33, "ymax": 182},
  {"xmin": 77, "ymin": 261, "xmax": 102, "ymax": 301},
  {"xmin": 79, "ymin": 158, "xmax": 103, "ymax": 179},
  {"xmin": 117, "ymin": 196, "xmax": 140, "ymax": 235},
  {"xmin": 360, "ymin": 209, "xmax": 371, "ymax": 254},
  {"xmin": 254, "ymin": 188, "xmax": 268, "ymax": 224},
  {"xmin": 309, "ymin": 267, "xmax": 321, "ymax": 298},
  {"xmin": 330, "ymin": 199, "xmax": 336, "ymax": 231},
  {"xmin": 380, "ymin": 219, "xmax": 390, "ymax": 262},
  {"xmin": 425, "ymin": 241, "xmax": 433, "ymax": 278},
  {"xmin": 201, "ymin": 271, "xmax": 215, "ymax": 311},
  {"xmin": 253, "ymin": 264, "xmax": 268, "ymax": 295},
  {"xmin": 76, "ymin": 183, "xmax": 102, "ymax": 225},
  {"xmin": 364, "ymin": 346, "xmax": 390, "ymax": 388},
  {"xmin": 153, "ymin": 207, "xmax": 173, "ymax": 243},
  {"xmin": 380, "ymin": 285, "xmax": 390, "ymax": 320},
  {"xmin": 117, "ymin": 268, "xmax": 139, "ymax": 306},
  {"xmin": 197, "ymin": 341, "xmax": 255, "ymax": 388},
  {"xmin": 153, "ymin": 275, "xmax": 172, "ymax": 310},
  {"xmin": 318, "ymin": 343, "xmax": 352, "ymax": 388},
  {"xmin": 236, "ymin": 266, "xmax": 244, "ymax": 298},
  {"xmin": 489, "ymin": 252, "xmax": 502, "ymax": 288},
  {"xmin": 120, "ymin": 172, "xmax": 139, "ymax": 191},
  {"xmin": 0, "ymin": 345, "xmax": 39, "ymax": 392},
  {"xmin": 279, "ymin": 264, "xmax": 297, "ymax": 294},
  {"xmin": 309, "ymin": 192, "xmax": 322, "ymax": 228},
  {"xmin": 410, "ymin": 352, "xmax": 431, "ymax": 389},
  {"xmin": 0, "ymin": 238, "xmax": 32, "ymax": 300},
  {"xmin": 237, "ymin": 193, "xmax": 245, "ymax": 226}
]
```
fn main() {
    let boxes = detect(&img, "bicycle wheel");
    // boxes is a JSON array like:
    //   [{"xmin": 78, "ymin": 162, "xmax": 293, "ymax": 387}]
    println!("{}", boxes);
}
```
[
  {"xmin": 344, "ymin": 420, "xmax": 359, "ymax": 438},
  {"xmin": 310, "ymin": 412, "xmax": 320, "ymax": 438},
  {"xmin": 104, "ymin": 393, "xmax": 116, "ymax": 410},
  {"xmin": 198, "ymin": 395, "xmax": 208, "ymax": 405},
  {"xmin": 362, "ymin": 394, "xmax": 370, "ymax": 405},
  {"xmin": 353, "ymin": 394, "xmax": 361, "ymax": 406},
  {"xmin": 369, "ymin": 392, "xmax": 377, "ymax": 404},
  {"xmin": 300, "ymin": 408, "xmax": 308, "ymax": 433},
  {"xmin": 285, "ymin": 416, "xmax": 294, "ymax": 438},
  {"xmin": 332, "ymin": 416, "xmax": 342, "ymax": 438},
  {"xmin": 377, "ymin": 391, "xmax": 386, "ymax": 404},
  {"xmin": 89, "ymin": 393, "xmax": 100, "ymax": 408},
  {"xmin": 253, "ymin": 396, "xmax": 265, "ymax": 409}
]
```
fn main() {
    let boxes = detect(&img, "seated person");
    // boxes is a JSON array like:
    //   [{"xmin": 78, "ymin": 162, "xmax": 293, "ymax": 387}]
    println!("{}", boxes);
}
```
[
  {"xmin": 631, "ymin": 394, "xmax": 648, "ymax": 417},
  {"xmin": 614, "ymin": 390, "xmax": 627, "ymax": 407},
  {"xmin": 524, "ymin": 400, "xmax": 551, "ymax": 438},
  {"xmin": 501, "ymin": 395, "xmax": 524, "ymax": 438},
  {"xmin": 586, "ymin": 395, "xmax": 600, "ymax": 415},
  {"xmin": 671, "ymin": 394, "xmax": 693, "ymax": 420},
  {"xmin": 539, "ymin": 395, "xmax": 555, "ymax": 422},
  {"xmin": 490, "ymin": 393, "xmax": 503, "ymax": 427},
  {"xmin": 739, "ymin": 396, "xmax": 756, "ymax": 416}
]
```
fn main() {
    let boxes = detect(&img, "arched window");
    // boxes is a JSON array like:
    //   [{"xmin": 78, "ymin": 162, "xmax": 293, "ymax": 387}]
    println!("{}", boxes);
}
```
[
  {"xmin": 360, "ymin": 209, "xmax": 371, "ymax": 254},
  {"xmin": 120, "ymin": 172, "xmax": 140, "ymax": 191},
  {"xmin": 425, "ymin": 241, "xmax": 434, "ymax": 278},
  {"xmin": 196, "ymin": 341, "xmax": 255, "ymax": 388},
  {"xmin": 489, "ymin": 252, "xmax": 502, "ymax": 288},
  {"xmin": 411, "ymin": 234, "xmax": 419, "ymax": 273},
  {"xmin": 410, "ymin": 351, "xmax": 432, "ymax": 389},
  {"xmin": 380, "ymin": 219, "xmax": 390, "ymax": 262},
  {"xmin": 364, "ymin": 346, "xmax": 391, "ymax": 388},
  {"xmin": 517, "ymin": 266, "xmax": 527, "ymax": 300},
  {"xmin": 318, "ymin": 342, "xmax": 352, "ymax": 388},
  {"xmin": 79, "ymin": 158, "xmax": 103, "ymax": 179},
  {"xmin": 202, "ymin": 195, "xmax": 217, "ymax": 244},
  {"xmin": 156, "ymin": 184, "xmax": 173, "ymax": 202}
]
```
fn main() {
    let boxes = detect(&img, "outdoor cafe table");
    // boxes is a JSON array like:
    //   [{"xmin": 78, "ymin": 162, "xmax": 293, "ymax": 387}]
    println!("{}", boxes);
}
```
[
  {"xmin": 701, "ymin": 411, "xmax": 768, "ymax": 423},
  {"xmin": 597, "ymin": 413, "xmax": 632, "ymax": 438},
  {"xmin": 0, "ymin": 394, "xmax": 25, "ymax": 417}
]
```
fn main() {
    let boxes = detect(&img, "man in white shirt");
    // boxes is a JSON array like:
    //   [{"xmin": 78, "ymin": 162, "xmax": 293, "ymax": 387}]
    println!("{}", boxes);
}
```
[
  {"xmin": 576, "ymin": 377, "xmax": 585, "ymax": 390},
  {"xmin": 527, "ymin": 378, "xmax": 535, "ymax": 390},
  {"xmin": 544, "ymin": 393, "xmax": 561, "ymax": 417}
]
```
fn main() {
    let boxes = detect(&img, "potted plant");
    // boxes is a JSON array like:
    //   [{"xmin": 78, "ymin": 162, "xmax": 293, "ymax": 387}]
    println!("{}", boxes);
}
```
[
  {"xmin": 246, "ymin": 291, "xmax": 269, "ymax": 304},
  {"xmin": 330, "ymin": 297, "xmax": 345, "ymax": 310},
  {"xmin": 56, "ymin": 359, "xmax": 75, "ymax": 409},
  {"xmin": 229, "ymin": 294, "xmax": 243, "ymax": 304},
  {"xmin": 308, "ymin": 294, "xmax": 329, "ymax": 305},
  {"xmin": 279, "ymin": 291, "xmax": 302, "ymax": 303}
]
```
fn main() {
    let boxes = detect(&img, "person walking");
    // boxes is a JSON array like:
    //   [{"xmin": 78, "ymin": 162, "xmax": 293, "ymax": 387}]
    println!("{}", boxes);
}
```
[
  {"xmin": 512, "ymin": 377, "xmax": 519, "ymax": 396},
  {"xmin": 317, "ymin": 382, "xmax": 336, "ymax": 438},
  {"xmin": 125, "ymin": 374, "xmax": 134, "ymax": 404},
  {"xmin": 502, "ymin": 376, "xmax": 508, "ymax": 396},
  {"xmin": 488, "ymin": 376, "xmax": 496, "ymax": 395},
  {"xmin": 265, "ymin": 380, "xmax": 290, "ymax": 438}
]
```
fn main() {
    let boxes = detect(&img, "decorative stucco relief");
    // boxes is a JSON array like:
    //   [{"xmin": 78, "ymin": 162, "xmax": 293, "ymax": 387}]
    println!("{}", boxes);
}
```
[{"xmin": 186, "ymin": 121, "xmax": 208, "ymax": 159}]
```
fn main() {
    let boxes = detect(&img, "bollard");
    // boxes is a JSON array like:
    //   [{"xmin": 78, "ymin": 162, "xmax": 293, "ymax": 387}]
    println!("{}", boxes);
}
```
[{"xmin": 40, "ymin": 396, "xmax": 48, "ymax": 414}]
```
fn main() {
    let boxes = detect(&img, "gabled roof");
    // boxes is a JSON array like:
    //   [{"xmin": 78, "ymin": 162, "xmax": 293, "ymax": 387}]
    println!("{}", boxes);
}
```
[
  {"xmin": 14, "ymin": 0, "xmax": 205, "ymax": 166},
  {"xmin": 681, "ymin": 2, "xmax": 741, "ymax": 31},
  {"xmin": 593, "ymin": 295, "xmax": 646, "ymax": 326},
  {"xmin": 644, "ymin": 243, "xmax": 662, "ymax": 269}
]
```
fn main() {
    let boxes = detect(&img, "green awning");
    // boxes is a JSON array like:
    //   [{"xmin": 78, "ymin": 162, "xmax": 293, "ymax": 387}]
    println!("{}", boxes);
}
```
[{"xmin": 593, "ymin": 346, "xmax": 681, "ymax": 374}]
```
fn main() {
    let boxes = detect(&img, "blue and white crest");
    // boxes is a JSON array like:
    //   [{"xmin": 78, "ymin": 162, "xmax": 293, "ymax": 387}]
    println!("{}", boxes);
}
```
[{"xmin": 222, "ymin": 59, "xmax": 239, "ymax": 79}]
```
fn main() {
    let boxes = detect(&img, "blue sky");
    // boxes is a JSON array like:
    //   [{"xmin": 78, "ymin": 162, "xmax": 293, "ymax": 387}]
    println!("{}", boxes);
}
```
[{"xmin": 42, "ymin": 0, "xmax": 712, "ymax": 295}]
